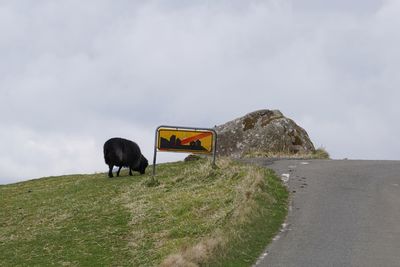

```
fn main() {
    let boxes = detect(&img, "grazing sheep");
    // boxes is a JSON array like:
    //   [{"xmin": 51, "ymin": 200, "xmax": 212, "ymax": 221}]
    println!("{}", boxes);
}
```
[{"xmin": 103, "ymin": 137, "xmax": 148, "ymax": 178}]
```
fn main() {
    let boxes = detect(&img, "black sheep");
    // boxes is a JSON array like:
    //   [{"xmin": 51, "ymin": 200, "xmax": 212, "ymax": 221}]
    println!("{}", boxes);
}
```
[{"xmin": 103, "ymin": 137, "xmax": 148, "ymax": 178}]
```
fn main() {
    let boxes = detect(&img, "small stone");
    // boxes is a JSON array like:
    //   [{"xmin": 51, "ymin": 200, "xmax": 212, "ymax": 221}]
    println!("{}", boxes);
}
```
[{"xmin": 184, "ymin": 154, "xmax": 202, "ymax": 162}]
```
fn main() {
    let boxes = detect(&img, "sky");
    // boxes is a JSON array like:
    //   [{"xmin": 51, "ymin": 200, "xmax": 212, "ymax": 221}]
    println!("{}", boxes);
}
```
[{"xmin": 1, "ymin": 0, "xmax": 399, "ymax": 184}]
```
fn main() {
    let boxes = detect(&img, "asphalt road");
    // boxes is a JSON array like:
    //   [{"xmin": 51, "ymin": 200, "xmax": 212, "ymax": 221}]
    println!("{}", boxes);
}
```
[{"xmin": 249, "ymin": 159, "xmax": 400, "ymax": 267}]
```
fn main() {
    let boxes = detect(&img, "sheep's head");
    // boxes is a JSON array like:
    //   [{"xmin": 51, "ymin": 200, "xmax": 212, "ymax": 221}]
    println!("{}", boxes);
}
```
[{"xmin": 139, "ymin": 157, "xmax": 148, "ymax": 174}]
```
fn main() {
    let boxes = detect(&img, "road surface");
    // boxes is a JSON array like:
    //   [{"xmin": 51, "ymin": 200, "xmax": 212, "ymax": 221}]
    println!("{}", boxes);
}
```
[{"xmin": 247, "ymin": 159, "xmax": 400, "ymax": 267}]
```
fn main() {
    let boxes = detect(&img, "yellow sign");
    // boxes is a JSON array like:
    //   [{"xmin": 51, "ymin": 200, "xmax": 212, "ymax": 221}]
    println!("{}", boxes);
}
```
[{"xmin": 157, "ymin": 128, "xmax": 214, "ymax": 154}]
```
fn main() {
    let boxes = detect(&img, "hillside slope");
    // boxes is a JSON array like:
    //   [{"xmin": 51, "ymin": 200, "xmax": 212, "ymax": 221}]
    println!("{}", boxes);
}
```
[{"xmin": 0, "ymin": 159, "xmax": 287, "ymax": 266}]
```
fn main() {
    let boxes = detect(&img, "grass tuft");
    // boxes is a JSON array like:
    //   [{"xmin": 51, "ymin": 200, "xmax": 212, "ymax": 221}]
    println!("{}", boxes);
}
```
[
  {"xmin": 143, "ymin": 177, "xmax": 161, "ymax": 187},
  {"xmin": 312, "ymin": 147, "xmax": 330, "ymax": 159},
  {"xmin": 244, "ymin": 147, "xmax": 330, "ymax": 160}
]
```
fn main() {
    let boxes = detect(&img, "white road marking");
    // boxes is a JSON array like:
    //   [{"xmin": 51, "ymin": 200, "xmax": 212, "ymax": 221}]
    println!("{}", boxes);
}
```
[
  {"xmin": 300, "ymin": 162, "xmax": 309, "ymax": 165},
  {"xmin": 254, "ymin": 252, "xmax": 269, "ymax": 266},
  {"xmin": 254, "ymin": 222, "xmax": 290, "ymax": 266},
  {"xmin": 281, "ymin": 173, "xmax": 290, "ymax": 183}
]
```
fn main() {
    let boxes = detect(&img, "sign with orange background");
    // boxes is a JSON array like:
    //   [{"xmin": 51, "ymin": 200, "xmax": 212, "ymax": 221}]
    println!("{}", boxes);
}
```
[{"xmin": 157, "ymin": 128, "xmax": 214, "ymax": 154}]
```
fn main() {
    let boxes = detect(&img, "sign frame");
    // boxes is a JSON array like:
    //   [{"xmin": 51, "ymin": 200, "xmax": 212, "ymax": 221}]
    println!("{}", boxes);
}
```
[{"xmin": 152, "ymin": 125, "xmax": 218, "ymax": 176}]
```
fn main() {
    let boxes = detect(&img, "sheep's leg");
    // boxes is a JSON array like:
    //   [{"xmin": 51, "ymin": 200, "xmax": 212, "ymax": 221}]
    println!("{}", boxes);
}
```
[
  {"xmin": 108, "ymin": 165, "xmax": 114, "ymax": 178},
  {"xmin": 129, "ymin": 168, "xmax": 133, "ymax": 176},
  {"xmin": 117, "ymin": 166, "xmax": 122, "ymax": 177}
]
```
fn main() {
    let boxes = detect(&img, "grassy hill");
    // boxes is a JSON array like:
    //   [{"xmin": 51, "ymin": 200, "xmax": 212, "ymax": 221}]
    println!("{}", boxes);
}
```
[{"xmin": 0, "ymin": 159, "xmax": 288, "ymax": 267}]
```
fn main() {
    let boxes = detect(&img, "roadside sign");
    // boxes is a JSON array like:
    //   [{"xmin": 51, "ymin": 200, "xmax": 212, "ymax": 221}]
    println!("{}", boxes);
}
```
[
  {"xmin": 152, "ymin": 125, "xmax": 217, "ymax": 175},
  {"xmin": 157, "ymin": 128, "xmax": 214, "ymax": 153}
]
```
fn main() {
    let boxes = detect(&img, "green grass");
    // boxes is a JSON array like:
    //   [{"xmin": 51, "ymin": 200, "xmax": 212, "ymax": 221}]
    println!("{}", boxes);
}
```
[
  {"xmin": 208, "ymin": 168, "xmax": 288, "ymax": 267},
  {"xmin": 0, "ymin": 159, "xmax": 288, "ymax": 267}
]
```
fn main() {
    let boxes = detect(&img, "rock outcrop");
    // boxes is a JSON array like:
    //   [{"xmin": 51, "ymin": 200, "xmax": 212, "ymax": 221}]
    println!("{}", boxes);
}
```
[{"xmin": 215, "ymin": 110, "xmax": 315, "ymax": 158}]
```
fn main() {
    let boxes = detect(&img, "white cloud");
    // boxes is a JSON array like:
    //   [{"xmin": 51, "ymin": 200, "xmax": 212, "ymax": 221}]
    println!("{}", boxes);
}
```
[{"xmin": 1, "ymin": 0, "xmax": 399, "ymax": 183}]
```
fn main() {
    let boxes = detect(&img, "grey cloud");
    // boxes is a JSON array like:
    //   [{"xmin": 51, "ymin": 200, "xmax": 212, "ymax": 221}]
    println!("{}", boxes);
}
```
[
  {"xmin": 1, "ymin": 0, "xmax": 399, "ymax": 183},
  {"xmin": 292, "ymin": 0, "xmax": 384, "ymax": 14}
]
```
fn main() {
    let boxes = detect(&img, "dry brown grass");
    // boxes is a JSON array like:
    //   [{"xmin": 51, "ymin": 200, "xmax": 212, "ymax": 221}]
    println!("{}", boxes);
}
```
[
  {"xmin": 244, "ymin": 147, "xmax": 330, "ymax": 160},
  {"xmin": 160, "ymin": 237, "xmax": 222, "ymax": 267}
]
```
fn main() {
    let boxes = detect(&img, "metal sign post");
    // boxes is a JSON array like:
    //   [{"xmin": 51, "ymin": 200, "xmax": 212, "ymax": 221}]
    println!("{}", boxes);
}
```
[{"xmin": 152, "ymin": 125, "xmax": 217, "ymax": 176}]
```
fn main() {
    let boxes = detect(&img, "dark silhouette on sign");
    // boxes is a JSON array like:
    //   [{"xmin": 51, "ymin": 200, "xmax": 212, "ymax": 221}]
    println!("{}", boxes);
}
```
[{"xmin": 160, "ymin": 134, "xmax": 208, "ymax": 152}]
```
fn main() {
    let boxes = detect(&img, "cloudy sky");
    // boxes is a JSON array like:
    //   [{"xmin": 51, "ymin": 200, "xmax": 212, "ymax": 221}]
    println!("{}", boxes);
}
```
[{"xmin": 1, "ymin": 0, "xmax": 399, "ymax": 184}]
